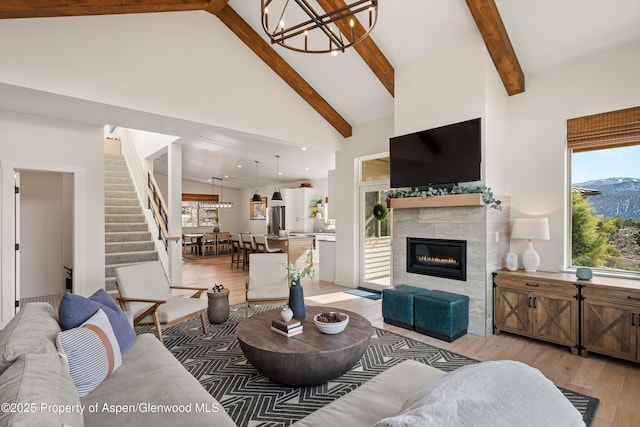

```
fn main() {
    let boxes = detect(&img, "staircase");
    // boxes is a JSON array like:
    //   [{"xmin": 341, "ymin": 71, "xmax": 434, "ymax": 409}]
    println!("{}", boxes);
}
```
[{"xmin": 104, "ymin": 154, "xmax": 158, "ymax": 291}]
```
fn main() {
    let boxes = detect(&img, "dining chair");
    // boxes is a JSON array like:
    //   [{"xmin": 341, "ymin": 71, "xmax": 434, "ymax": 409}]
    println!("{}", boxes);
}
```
[
  {"xmin": 182, "ymin": 234, "xmax": 197, "ymax": 256},
  {"xmin": 245, "ymin": 253, "xmax": 289, "ymax": 317},
  {"xmin": 216, "ymin": 232, "xmax": 230, "ymax": 255},
  {"xmin": 201, "ymin": 232, "xmax": 216, "ymax": 256},
  {"xmin": 115, "ymin": 261, "xmax": 208, "ymax": 343}
]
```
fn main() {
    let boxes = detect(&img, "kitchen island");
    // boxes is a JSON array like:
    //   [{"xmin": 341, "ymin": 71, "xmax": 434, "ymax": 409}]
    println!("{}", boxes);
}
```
[{"xmin": 267, "ymin": 235, "xmax": 314, "ymax": 270}]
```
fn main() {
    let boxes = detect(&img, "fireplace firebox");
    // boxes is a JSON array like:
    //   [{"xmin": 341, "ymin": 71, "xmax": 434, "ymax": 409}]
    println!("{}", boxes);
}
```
[{"xmin": 406, "ymin": 238, "xmax": 467, "ymax": 281}]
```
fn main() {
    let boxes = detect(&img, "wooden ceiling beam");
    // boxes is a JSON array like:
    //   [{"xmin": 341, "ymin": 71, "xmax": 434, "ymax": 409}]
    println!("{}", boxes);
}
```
[
  {"xmin": 206, "ymin": 3, "xmax": 352, "ymax": 138},
  {"xmin": 465, "ymin": 0, "xmax": 525, "ymax": 95},
  {"xmin": 0, "ymin": 1, "xmax": 207, "ymax": 19},
  {"xmin": 315, "ymin": 0, "xmax": 394, "ymax": 97}
]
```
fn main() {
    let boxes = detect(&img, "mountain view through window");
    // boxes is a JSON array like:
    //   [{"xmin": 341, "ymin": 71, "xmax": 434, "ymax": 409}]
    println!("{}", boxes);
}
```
[{"xmin": 571, "ymin": 144, "xmax": 640, "ymax": 274}]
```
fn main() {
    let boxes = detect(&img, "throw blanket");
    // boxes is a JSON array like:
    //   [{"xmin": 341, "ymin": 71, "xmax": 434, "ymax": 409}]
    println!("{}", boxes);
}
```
[{"xmin": 376, "ymin": 360, "xmax": 585, "ymax": 427}]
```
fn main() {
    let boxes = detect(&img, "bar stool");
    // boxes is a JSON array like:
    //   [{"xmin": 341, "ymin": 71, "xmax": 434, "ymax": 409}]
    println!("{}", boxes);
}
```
[
  {"xmin": 253, "ymin": 235, "xmax": 283, "ymax": 253},
  {"xmin": 241, "ymin": 234, "xmax": 257, "ymax": 269},
  {"xmin": 230, "ymin": 233, "xmax": 244, "ymax": 269}
]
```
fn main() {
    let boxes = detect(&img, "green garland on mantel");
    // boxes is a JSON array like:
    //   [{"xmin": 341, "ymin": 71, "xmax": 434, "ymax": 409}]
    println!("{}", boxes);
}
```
[{"xmin": 384, "ymin": 184, "xmax": 503, "ymax": 210}]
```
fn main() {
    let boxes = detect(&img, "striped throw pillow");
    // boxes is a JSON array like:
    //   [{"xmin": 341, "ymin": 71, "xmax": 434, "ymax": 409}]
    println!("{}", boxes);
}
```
[{"xmin": 57, "ymin": 308, "xmax": 122, "ymax": 397}]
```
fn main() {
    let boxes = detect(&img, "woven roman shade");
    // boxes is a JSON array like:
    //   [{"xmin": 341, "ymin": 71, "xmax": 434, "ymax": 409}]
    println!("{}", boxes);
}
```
[{"xmin": 567, "ymin": 106, "xmax": 640, "ymax": 152}]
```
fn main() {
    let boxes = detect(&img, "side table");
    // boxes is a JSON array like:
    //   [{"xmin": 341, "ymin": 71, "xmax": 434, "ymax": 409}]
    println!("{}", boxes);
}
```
[{"xmin": 207, "ymin": 288, "xmax": 229, "ymax": 324}]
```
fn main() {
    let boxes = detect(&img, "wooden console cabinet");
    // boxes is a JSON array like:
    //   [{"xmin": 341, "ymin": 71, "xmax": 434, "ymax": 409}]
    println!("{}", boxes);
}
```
[
  {"xmin": 494, "ymin": 271, "xmax": 579, "ymax": 354},
  {"xmin": 581, "ymin": 282, "xmax": 640, "ymax": 362},
  {"xmin": 494, "ymin": 270, "xmax": 640, "ymax": 362}
]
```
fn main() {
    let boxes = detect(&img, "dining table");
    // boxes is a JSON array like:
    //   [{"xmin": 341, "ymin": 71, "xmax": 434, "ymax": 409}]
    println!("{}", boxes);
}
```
[{"xmin": 184, "ymin": 232, "xmax": 230, "ymax": 256}]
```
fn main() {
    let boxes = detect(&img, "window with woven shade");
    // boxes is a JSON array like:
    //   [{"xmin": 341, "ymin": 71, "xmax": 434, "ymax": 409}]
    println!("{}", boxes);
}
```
[
  {"xmin": 567, "ymin": 106, "xmax": 640, "ymax": 152},
  {"xmin": 568, "ymin": 106, "xmax": 640, "ymax": 276}
]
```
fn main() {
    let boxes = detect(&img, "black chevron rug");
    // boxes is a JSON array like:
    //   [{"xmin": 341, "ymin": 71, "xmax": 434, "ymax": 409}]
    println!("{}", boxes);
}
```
[{"xmin": 136, "ymin": 304, "xmax": 599, "ymax": 427}]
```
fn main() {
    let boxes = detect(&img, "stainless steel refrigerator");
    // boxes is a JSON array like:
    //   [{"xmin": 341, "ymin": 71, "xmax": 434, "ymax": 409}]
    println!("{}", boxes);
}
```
[{"xmin": 268, "ymin": 206, "xmax": 285, "ymax": 235}]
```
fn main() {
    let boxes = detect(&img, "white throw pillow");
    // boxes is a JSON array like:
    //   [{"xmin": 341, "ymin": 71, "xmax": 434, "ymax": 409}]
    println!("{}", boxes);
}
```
[
  {"xmin": 57, "ymin": 309, "xmax": 122, "ymax": 397},
  {"xmin": 375, "ymin": 360, "xmax": 585, "ymax": 427}
]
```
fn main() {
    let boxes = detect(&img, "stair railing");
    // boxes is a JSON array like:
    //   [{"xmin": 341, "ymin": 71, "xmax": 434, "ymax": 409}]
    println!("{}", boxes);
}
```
[{"xmin": 123, "ymin": 130, "xmax": 180, "ymax": 250}]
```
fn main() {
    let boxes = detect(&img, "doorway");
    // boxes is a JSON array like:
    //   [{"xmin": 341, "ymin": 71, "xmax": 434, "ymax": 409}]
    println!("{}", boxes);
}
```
[
  {"xmin": 16, "ymin": 170, "xmax": 73, "ymax": 307},
  {"xmin": 358, "ymin": 155, "xmax": 391, "ymax": 291}
]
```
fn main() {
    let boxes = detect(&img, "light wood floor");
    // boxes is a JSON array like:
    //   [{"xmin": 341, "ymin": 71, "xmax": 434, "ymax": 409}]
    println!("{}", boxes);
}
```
[{"xmin": 183, "ymin": 255, "xmax": 640, "ymax": 427}]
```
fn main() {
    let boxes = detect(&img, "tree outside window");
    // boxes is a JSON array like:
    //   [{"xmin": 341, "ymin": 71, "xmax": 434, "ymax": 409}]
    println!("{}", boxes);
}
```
[{"xmin": 571, "ymin": 145, "xmax": 640, "ymax": 273}]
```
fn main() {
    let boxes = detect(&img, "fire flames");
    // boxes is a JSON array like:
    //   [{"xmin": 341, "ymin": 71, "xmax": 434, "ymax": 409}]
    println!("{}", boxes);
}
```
[{"xmin": 417, "ymin": 255, "xmax": 459, "ymax": 266}]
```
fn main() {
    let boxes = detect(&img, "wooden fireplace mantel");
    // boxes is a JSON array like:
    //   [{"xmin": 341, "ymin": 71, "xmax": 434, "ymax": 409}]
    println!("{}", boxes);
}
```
[{"xmin": 389, "ymin": 193, "xmax": 485, "ymax": 209}]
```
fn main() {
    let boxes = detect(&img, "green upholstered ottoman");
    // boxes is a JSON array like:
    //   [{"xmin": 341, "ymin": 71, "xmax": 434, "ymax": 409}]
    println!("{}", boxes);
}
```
[
  {"xmin": 382, "ymin": 285, "xmax": 430, "ymax": 330},
  {"xmin": 414, "ymin": 290, "xmax": 469, "ymax": 342}
]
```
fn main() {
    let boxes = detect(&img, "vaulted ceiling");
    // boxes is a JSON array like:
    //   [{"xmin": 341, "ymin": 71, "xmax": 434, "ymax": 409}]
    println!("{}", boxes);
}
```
[
  {"xmin": 0, "ymin": 0, "xmax": 524, "ymax": 138},
  {"xmin": 2, "ymin": 1, "xmax": 639, "ymax": 188}
]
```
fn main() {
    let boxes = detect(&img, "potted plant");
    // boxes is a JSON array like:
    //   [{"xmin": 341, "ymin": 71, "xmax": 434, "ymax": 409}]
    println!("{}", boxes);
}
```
[{"xmin": 212, "ymin": 213, "xmax": 220, "ymax": 232}]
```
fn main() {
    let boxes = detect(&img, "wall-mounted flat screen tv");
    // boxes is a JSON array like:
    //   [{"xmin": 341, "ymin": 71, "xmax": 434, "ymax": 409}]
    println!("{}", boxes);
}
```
[{"xmin": 389, "ymin": 118, "xmax": 481, "ymax": 188}]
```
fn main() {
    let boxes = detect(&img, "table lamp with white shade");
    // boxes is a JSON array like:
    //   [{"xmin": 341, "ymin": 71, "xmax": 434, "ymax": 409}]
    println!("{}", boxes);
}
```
[{"xmin": 511, "ymin": 217, "xmax": 550, "ymax": 272}]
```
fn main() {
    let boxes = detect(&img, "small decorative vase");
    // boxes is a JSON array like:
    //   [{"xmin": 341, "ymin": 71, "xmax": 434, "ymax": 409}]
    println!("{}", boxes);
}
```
[
  {"xmin": 288, "ymin": 280, "xmax": 306, "ymax": 319},
  {"xmin": 576, "ymin": 267, "xmax": 593, "ymax": 281},
  {"xmin": 213, "ymin": 226, "xmax": 220, "ymax": 233},
  {"xmin": 280, "ymin": 307, "xmax": 293, "ymax": 322}
]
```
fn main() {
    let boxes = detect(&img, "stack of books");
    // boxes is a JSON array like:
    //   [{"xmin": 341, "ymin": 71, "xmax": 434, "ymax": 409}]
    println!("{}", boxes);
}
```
[{"xmin": 271, "ymin": 318, "xmax": 303, "ymax": 337}]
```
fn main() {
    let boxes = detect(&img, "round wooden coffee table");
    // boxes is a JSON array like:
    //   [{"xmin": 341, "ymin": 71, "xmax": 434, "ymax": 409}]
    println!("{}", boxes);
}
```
[{"xmin": 236, "ymin": 306, "xmax": 372, "ymax": 386}]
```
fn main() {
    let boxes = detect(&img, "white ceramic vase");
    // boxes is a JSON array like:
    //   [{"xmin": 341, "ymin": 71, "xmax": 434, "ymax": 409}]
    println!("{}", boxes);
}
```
[{"xmin": 280, "ymin": 307, "xmax": 293, "ymax": 322}]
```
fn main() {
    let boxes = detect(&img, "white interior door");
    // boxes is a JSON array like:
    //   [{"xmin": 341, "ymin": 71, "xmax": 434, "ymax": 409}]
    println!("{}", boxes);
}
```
[
  {"xmin": 359, "ymin": 183, "xmax": 392, "ymax": 291},
  {"xmin": 14, "ymin": 171, "xmax": 21, "ymax": 312}
]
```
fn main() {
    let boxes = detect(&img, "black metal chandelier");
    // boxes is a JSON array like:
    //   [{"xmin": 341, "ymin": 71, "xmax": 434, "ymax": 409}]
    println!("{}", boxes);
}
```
[{"xmin": 261, "ymin": 0, "xmax": 378, "ymax": 55}]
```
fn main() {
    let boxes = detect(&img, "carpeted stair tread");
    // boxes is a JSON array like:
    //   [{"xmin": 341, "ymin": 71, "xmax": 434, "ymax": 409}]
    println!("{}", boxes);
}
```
[
  {"xmin": 106, "ymin": 223, "xmax": 148, "ymax": 232},
  {"xmin": 105, "ymin": 231, "xmax": 152, "ymax": 243},
  {"xmin": 105, "ymin": 241, "xmax": 155, "ymax": 253}
]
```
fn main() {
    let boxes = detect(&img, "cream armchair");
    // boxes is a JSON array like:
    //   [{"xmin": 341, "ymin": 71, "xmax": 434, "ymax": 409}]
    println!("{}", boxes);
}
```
[
  {"xmin": 115, "ymin": 261, "xmax": 208, "ymax": 343},
  {"xmin": 245, "ymin": 253, "xmax": 289, "ymax": 316}
]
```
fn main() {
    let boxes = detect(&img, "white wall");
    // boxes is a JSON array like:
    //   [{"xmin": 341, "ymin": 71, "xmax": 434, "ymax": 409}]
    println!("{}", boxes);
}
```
[
  {"xmin": 0, "ymin": 110, "xmax": 104, "ymax": 326},
  {"xmin": 395, "ymin": 36, "xmax": 487, "ymax": 137},
  {"xmin": 333, "ymin": 116, "xmax": 394, "ymax": 287},
  {"xmin": 19, "ymin": 171, "xmax": 72, "ymax": 299},
  {"xmin": 505, "ymin": 40, "xmax": 640, "ymax": 271},
  {"xmin": 0, "ymin": 11, "xmax": 343, "ymax": 151}
]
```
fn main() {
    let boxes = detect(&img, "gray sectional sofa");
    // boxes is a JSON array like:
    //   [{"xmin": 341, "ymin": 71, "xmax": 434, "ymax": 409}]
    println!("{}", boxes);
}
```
[
  {"xmin": 1, "ymin": 302, "xmax": 585, "ymax": 427},
  {"xmin": 0, "ymin": 302, "xmax": 236, "ymax": 426}
]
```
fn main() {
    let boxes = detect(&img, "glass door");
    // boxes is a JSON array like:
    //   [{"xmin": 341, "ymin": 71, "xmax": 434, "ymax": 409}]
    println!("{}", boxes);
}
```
[{"xmin": 359, "ymin": 184, "xmax": 391, "ymax": 290}]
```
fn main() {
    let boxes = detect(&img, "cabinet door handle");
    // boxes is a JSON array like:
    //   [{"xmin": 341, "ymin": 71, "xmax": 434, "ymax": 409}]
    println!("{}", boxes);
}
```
[
  {"xmin": 633, "ymin": 313, "xmax": 636, "ymax": 327},
  {"xmin": 525, "ymin": 283, "xmax": 539, "ymax": 287},
  {"xmin": 627, "ymin": 296, "xmax": 640, "ymax": 302},
  {"xmin": 528, "ymin": 297, "xmax": 532, "ymax": 308},
  {"xmin": 533, "ymin": 297, "xmax": 537, "ymax": 308}
]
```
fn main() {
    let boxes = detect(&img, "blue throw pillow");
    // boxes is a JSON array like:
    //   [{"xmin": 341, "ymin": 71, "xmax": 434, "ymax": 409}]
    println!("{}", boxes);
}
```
[{"xmin": 58, "ymin": 289, "xmax": 136, "ymax": 353}]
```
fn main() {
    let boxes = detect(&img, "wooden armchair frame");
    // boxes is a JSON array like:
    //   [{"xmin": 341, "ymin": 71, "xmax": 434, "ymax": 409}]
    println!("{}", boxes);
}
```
[{"xmin": 116, "ymin": 283, "xmax": 209, "ymax": 344}]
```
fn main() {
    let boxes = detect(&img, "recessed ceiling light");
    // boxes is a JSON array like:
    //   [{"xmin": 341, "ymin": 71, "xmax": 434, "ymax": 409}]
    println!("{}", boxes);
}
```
[
  {"xmin": 278, "ymin": 172, "xmax": 283, "ymax": 175},
  {"xmin": 224, "ymin": 175, "xmax": 229, "ymax": 178},
  {"xmin": 301, "ymin": 147, "xmax": 307, "ymax": 151},
  {"xmin": 237, "ymin": 165, "xmax": 242, "ymax": 168},
  {"xmin": 305, "ymin": 167, "xmax": 310, "ymax": 171}
]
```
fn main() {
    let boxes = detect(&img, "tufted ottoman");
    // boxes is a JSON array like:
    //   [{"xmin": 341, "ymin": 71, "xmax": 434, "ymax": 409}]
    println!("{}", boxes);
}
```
[
  {"xmin": 414, "ymin": 290, "xmax": 469, "ymax": 342},
  {"xmin": 382, "ymin": 285, "xmax": 430, "ymax": 330}
]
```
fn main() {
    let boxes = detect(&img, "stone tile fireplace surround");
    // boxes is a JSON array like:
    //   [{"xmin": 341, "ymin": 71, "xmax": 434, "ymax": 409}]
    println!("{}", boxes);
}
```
[{"xmin": 391, "ymin": 195, "xmax": 510, "ymax": 337}]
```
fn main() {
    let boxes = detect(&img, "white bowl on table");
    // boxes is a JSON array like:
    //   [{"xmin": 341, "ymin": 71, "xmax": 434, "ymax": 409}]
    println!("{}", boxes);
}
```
[{"xmin": 313, "ymin": 312, "xmax": 349, "ymax": 334}]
